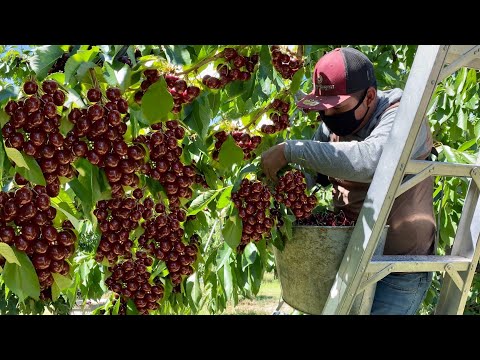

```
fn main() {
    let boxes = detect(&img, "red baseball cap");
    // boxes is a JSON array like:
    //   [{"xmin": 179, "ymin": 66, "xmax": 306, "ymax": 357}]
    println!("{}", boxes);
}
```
[{"xmin": 297, "ymin": 47, "xmax": 376, "ymax": 111}]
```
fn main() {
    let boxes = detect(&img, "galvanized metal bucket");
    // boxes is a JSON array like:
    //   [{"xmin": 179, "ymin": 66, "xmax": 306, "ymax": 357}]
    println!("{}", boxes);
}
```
[{"xmin": 273, "ymin": 225, "xmax": 388, "ymax": 315}]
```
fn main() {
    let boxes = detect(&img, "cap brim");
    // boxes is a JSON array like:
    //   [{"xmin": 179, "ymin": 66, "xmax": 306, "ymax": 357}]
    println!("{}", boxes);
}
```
[{"xmin": 296, "ymin": 93, "xmax": 352, "ymax": 111}]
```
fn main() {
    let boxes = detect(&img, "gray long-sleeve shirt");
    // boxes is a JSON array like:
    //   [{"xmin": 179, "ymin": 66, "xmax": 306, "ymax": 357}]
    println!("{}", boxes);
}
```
[{"xmin": 284, "ymin": 89, "xmax": 432, "ymax": 183}]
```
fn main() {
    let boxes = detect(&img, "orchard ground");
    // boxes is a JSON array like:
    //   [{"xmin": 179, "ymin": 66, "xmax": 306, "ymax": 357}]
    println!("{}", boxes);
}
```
[{"xmin": 68, "ymin": 271, "xmax": 298, "ymax": 315}]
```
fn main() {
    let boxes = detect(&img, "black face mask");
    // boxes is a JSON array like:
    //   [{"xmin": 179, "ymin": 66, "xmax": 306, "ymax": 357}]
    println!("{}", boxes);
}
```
[{"xmin": 319, "ymin": 89, "xmax": 369, "ymax": 136}]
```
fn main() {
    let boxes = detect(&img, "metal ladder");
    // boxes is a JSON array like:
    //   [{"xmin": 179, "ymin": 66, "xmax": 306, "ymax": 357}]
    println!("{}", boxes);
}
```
[{"xmin": 322, "ymin": 45, "xmax": 480, "ymax": 315}]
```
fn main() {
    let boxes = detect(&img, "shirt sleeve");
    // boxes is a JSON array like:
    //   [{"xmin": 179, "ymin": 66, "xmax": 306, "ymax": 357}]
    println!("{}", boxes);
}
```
[{"xmin": 284, "ymin": 108, "xmax": 431, "ymax": 183}]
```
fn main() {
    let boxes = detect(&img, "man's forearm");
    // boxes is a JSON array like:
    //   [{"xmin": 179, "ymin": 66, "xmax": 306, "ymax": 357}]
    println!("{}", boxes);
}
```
[{"xmin": 284, "ymin": 139, "xmax": 378, "ymax": 183}]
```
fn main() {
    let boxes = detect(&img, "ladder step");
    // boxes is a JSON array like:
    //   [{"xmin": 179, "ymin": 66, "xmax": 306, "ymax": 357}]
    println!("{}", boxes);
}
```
[
  {"xmin": 445, "ymin": 45, "xmax": 480, "ymax": 71},
  {"xmin": 368, "ymin": 255, "xmax": 471, "ymax": 273}
]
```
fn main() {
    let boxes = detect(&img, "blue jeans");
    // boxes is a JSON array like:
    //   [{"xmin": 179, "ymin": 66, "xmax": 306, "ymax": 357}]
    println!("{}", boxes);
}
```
[{"xmin": 370, "ymin": 272, "xmax": 433, "ymax": 315}]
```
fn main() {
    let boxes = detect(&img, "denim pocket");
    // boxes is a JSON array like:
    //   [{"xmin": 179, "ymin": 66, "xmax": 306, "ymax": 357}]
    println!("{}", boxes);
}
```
[{"xmin": 380, "ymin": 272, "xmax": 427, "ymax": 293}]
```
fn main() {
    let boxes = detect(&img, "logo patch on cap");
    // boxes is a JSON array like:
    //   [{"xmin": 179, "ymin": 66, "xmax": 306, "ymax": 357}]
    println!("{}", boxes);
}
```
[
  {"xmin": 303, "ymin": 99, "xmax": 320, "ymax": 106},
  {"xmin": 316, "ymin": 74, "xmax": 334, "ymax": 91}
]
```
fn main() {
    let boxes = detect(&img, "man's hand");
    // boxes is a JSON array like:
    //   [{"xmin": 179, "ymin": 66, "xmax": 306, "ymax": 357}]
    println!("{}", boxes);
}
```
[{"xmin": 260, "ymin": 142, "xmax": 287, "ymax": 182}]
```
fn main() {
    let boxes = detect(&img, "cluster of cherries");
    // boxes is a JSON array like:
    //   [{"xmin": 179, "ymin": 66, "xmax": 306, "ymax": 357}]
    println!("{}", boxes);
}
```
[
  {"xmin": 274, "ymin": 170, "xmax": 317, "ymax": 220},
  {"xmin": 3, "ymin": 80, "xmax": 75, "ymax": 197},
  {"xmin": 296, "ymin": 210, "xmax": 356, "ymax": 226},
  {"xmin": 93, "ymin": 193, "xmax": 152, "ymax": 265},
  {"xmin": 231, "ymin": 179, "xmax": 274, "ymax": 252},
  {"xmin": 137, "ymin": 200, "xmax": 198, "ymax": 288},
  {"xmin": 202, "ymin": 47, "xmax": 259, "ymax": 89},
  {"xmin": 212, "ymin": 130, "xmax": 262, "ymax": 161},
  {"xmin": 261, "ymin": 98, "xmax": 291, "ymax": 134},
  {"xmin": 133, "ymin": 121, "xmax": 203, "ymax": 207},
  {"xmin": 0, "ymin": 181, "xmax": 75, "ymax": 300},
  {"xmin": 270, "ymin": 46, "xmax": 303, "ymax": 80},
  {"xmin": 67, "ymin": 86, "xmax": 143, "ymax": 198},
  {"xmin": 134, "ymin": 69, "xmax": 201, "ymax": 114},
  {"xmin": 94, "ymin": 189, "xmax": 201, "ymax": 309},
  {"xmin": 104, "ymin": 253, "xmax": 165, "ymax": 315}
]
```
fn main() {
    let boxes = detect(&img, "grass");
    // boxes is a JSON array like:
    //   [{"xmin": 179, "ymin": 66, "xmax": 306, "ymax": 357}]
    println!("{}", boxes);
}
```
[{"xmin": 216, "ymin": 272, "xmax": 297, "ymax": 315}]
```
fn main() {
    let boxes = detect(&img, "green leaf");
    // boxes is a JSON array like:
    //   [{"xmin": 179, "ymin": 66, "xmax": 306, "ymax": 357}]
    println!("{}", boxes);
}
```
[
  {"xmin": 243, "ymin": 242, "xmax": 258, "ymax": 268},
  {"xmin": 163, "ymin": 45, "xmax": 192, "ymax": 66},
  {"xmin": 225, "ymin": 81, "xmax": 246, "ymax": 100},
  {"xmin": 145, "ymin": 176, "xmax": 165, "ymax": 201},
  {"xmin": 126, "ymin": 299, "xmax": 139, "ymax": 315},
  {"xmin": 454, "ymin": 67, "xmax": 467, "ymax": 93},
  {"xmin": 112, "ymin": 297, "xmax": 121, "ymax": 315},
  {"xmin": 185, "ymin": 273, "xmax": 202, "ymax": 312},
  {"xmin": 103, "ymin": 61, "xmax": 118, "ymax": 87},
  {"xmin": 142, "ymin": 77, "xmax": 173, "ymax": 124},
  {"xmin": 30, "ymin": 45, "xmax": 64, "ymax": 81},
  {"xmin": 457, "ymin": 108, "xmax": 467, "ymax": 131},
  {"xmin": 3, "ymin": 249, "xmax": 40, "ymax": 302},
  {"xmin": 248, "ymin": 255, "xmax": 263, "ymax": 295},
  {"xmin": 50, "ymin": 201, "xmax": 81, "ymax": 232},
  {"xmin": 0, "ymin": 86, "xmax": 18, "ymax": 105},
  {"xmin": 76, "ymin": 62, "xmax": 97, "ymax": 82},
  {"xmin": 64, "ymin": 87, "xmax": 85, "ymax": 108},
  {"xmin": 149, "ymin": 261, "xmax": 167, "ymax": 281},
  {"xmin": 64, "ymin": 48, "xmax": 99, "ymax": 84},
  {"xmin": 51, "ymin": 273, "xmax": 73, "ymax": 301},
  {"xmin": 216, "ymin": 185, "xmax": 233, "ymax": 209},
  {"xmin": 0, "ymin": 243, "xmax": 20, "ymax": 265},
  {"xmin": 223, "ymin": 261, "xmax": 233, "ymax": 300},
  {"xmin": 445, "ymin": 85, "xmax": 455, "ymax": 97},
  {"xmin": 5, "ymin": 147, "xmax": 46, "ymax": 186},
  {"xmin": 4, "ymin": 147, "xmax": 29, "ymax": 168},
  {"xmin": 255, "ymin": 237, "xmax": 269, "ymax": 268},
  {"xmin": 216, "ymin": 245, "xmax": 233, "ymax": 269},
  {"xmin": 222, "ymin": 217, "xmax": 242, "ymax": 249},
  {"xmin": 68, "ymin": 179, "xmax": 89, "ymax": 207},
  {"xmin": 218, "ymin": 135, "xmax": 244, "ymax": 171},
  {"xmin": 290, "ymin": 67, "xmax": 305, "ymax": 95},
  {"xmin": 184, "ymin": 96, "xmax": 211, "ymax": 141},
  {"xmin": 116, "ymin": 64, "xmax": 131, "ymax": 93},
  {"xmin": 197, "ymin": 161, "xmax": 218, "ymax": 189},
  {"xmin": 71, "ymin": 158, "xmax": 104, "ymax": 219},
  {"xmin": 208, "ymin": 92, "xmax": 221, "ymax": 118},
  {"xmin": 126, "ymin": 46, "xmax": 137, "ymax": 67},
  {"xmin": 0, "ymin": 109, "xmax": 10, "ymax": 127},
  {"xmin": 60, "ymin": 114, "xmax": 74, "ymax": 136},
  {"xmin": 232, "ymin": 163, "xmax": 259, "ymax": 192},
  {"xmin": 442, "ymin": 145, "xmax": 459, "ymax": 163},
  {"xmin": 187, "ymin": 189, "xmax": 221, "ymax": 216},
  {"xmin": 259, "ymin": 45, "xmax": 274, "ymax": 84},
  {"xmin": 271, "ymin": 227, "xmax": 284, "ymax": 251},
  {"xmin": 458, "ymin": 139, "xmax": 477, "ymax": 152},
  {"xmin": 15, "ymin": 161, "xmax": 46, "ymax": 186},
  {"xmin": 280, "ymin": 214, "xmax": 296, "ymax": 241}
]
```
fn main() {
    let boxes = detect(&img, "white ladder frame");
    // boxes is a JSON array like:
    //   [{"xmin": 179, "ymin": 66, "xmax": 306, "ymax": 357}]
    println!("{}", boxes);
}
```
[{"xmin": 322, "ymin": 45, "xmax": 480, "ymax": 315}]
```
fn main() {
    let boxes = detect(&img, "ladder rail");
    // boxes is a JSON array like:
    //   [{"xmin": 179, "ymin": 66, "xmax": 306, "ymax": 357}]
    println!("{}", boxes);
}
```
[
  {"xmin": 398, "ymin": 161, "xmax": 478, "ymax": 196},
  {"xmin": 322, "ymin": 45, "xmax": 450, "ymax": 315},
  {"xmin": 435, "ymin": 156, "xmax": 480, "ymax": 314},
  {"xmin": 439, "ymin": 45, "xmax": 480, "ymax": 81}
]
